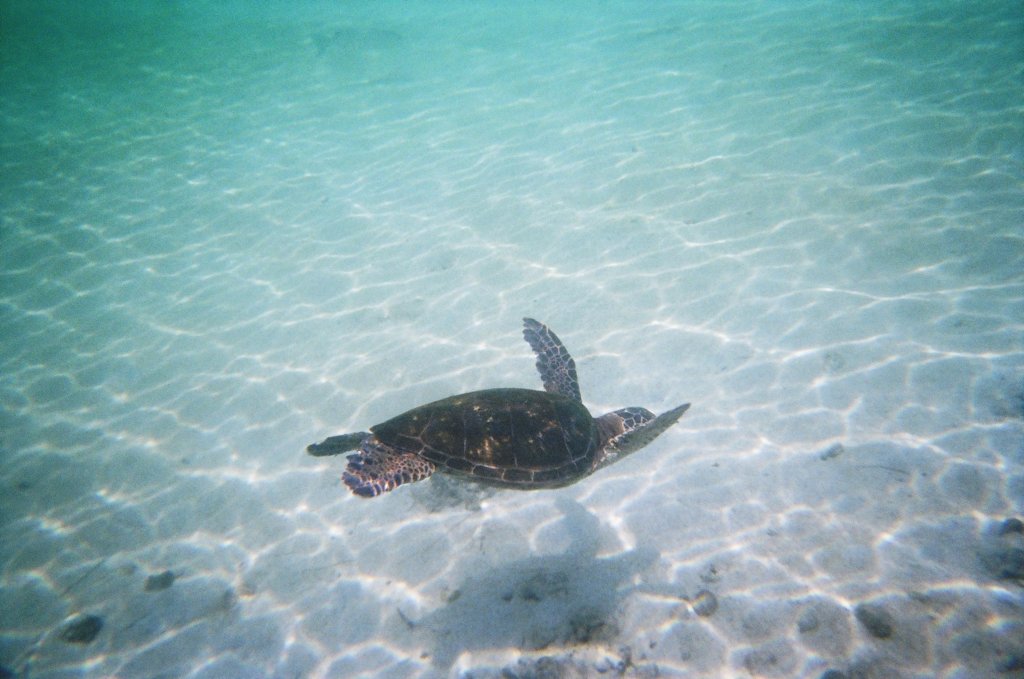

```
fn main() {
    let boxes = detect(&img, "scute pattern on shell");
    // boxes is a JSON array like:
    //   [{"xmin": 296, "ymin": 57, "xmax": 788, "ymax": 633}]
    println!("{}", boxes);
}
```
[{"xmin": 370, "ymin": 387, "xmax": 599, "ymax": 488}]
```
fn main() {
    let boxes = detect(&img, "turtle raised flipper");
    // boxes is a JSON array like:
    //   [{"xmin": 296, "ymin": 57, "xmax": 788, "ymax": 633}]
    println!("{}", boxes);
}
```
[
  {"xmin": 307, "ymin": 319, "xmax": 690, "ymax": 498},
  {"xmin": 307, "ymin": 432, "xmax": 369, "ymax": 457},
  {"xmin": 522, "ymin": 317, "xmax": 581, "ymax": 401},
  {"xmin": 605, "ymin": 403, "xmax": 690, "ymax": 459}
]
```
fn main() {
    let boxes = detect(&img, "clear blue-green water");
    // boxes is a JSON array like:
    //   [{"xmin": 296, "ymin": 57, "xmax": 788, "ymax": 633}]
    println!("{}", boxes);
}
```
[{"xmin": 1, "ymin": 2, "xmax": 1022, "ymax": 677}]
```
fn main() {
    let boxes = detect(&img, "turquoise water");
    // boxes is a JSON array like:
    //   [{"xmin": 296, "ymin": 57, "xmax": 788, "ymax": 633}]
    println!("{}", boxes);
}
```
[{"xmin": 2, "ymin": 1, "xmax": 1022, "ymax": 677}]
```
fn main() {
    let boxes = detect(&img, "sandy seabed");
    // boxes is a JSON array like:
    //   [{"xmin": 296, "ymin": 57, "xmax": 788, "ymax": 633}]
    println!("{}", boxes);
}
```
[{"xmin": 1, "ymin": 1, "xmax": 1022, "ymax": 677}]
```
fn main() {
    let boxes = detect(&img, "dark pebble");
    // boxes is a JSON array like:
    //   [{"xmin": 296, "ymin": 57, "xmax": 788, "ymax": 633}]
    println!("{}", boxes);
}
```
[
  {"xmin": 999, "ymin": 653, "xmax": 1024, "ymax": 672},
  {"xmin": 999, "ymin": 548, "xmax": 1024, "ymax": 579},
  {"xmin": 980, "ymin": 546, "xmax": 1024, "ymax": 580},
  {"xmin": 998, "ymin": 518, "xmax": 1024, "ymax": 535},
  {"xmin": 0, "ymin": 665, "xmax": 15, "ymax": 679},
  {"xmin": 854, "ymin": 603, "xmax": 893, "ymax": 639},
  {"xmin": 820, "ymin": 443, "xmax": 844, "ymax": 460},
  {"xmin": 59, "ymin": 614, "xmax": 103, "ymax": 644},
  {"xmin": 692, "ymin": 589, "xmax": 718, "ymax": 617},
  {"xmin": 797, "ymin": 609, "xmax": 819, "ymax": 633},
  {"xmin": 820, "ymin": 671, "xmax": 847, "ymax": 679},
  {"xmin": 144, "ymin": 570, "xmax": 175, "ymax": 592}
]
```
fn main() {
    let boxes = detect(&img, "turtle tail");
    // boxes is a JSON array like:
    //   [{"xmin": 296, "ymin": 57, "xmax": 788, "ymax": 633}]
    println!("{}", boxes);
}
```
[{"xmin": 307, "ymin": 432, "xmax": 369, "ymax": 456}]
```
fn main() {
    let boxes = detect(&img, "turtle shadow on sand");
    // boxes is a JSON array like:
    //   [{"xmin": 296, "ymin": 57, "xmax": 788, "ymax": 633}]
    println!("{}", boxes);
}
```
[{"xmin": 411, "ymin": 498, "xmax": 659, "ymax": 670}]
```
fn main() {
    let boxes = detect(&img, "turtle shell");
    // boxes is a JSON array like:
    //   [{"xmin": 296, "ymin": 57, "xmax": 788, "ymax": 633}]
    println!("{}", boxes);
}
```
[{"xmin": 370, "ymin": 387, "xmax": 598, "ymax": 488}]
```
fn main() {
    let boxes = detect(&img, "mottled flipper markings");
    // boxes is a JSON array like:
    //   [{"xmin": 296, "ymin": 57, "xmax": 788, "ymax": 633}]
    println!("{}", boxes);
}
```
[
  {"xmin": 522, "ymin": 317, "xmax": 581, "ymax": 402},
  {"xmin": 342, "ymin": 441, "xmax": 436, "ymax": 498}
]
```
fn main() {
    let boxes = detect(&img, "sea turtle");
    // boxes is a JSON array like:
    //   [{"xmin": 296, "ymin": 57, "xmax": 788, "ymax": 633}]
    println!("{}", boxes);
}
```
[{"xmin": 307, "ymin": 318, "xmax": 690, "ymax": 498}]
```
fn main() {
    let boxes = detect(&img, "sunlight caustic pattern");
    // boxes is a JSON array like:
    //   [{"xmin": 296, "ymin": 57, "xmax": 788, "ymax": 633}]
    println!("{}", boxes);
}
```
[{"xmin": 1, "ymin": 1, "xmax": 1022, "ymax": 677}]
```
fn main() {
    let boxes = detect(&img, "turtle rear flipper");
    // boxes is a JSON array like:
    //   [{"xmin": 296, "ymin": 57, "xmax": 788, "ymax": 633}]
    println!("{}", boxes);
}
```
[
  {"xmin": 608, "ymin": 402, "xmax": 690, "ymax": 457},
  {"xmin": 343, "ymin": 441, "xmax": 436, "ymax": 498},
  {"xmin": 307, "ymin": 432, "xmax": 370, "ymax": 457},
  {"xmin": 522, "ymin": 317, "xmax": 582, "ymax": 402}
]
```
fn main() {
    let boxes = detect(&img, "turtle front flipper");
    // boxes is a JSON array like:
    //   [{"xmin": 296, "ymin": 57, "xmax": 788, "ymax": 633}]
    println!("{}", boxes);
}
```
[
  {"xmin": 307, "ymin": 432, "xmax": 370, "ymax": 457},
  {"xmin": 522, "ymin": 318, "xmax": 582, "ymax": 402},
  {"xmin": 343, "ymin": 440, "xmax": 436, "ymax": 498}
]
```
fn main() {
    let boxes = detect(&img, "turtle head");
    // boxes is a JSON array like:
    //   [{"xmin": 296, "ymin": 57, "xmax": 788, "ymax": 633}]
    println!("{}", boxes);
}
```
[
  {"xmin": 593, "ymin": 403, "xmax": 690, "ymax": 471},
  {"xmin": 593, "ymin": 406, "xmax": 655, "ymax": 469}
]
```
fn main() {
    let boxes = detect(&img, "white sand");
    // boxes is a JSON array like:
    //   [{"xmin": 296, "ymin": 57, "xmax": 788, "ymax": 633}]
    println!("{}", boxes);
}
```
[{"xmin": 1, "ymin": 2, "xmax": 1021, "ymax": 678}]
